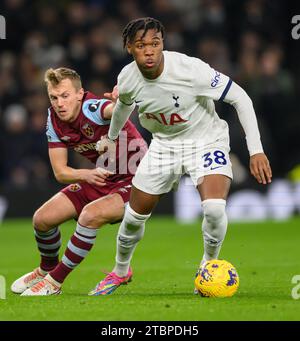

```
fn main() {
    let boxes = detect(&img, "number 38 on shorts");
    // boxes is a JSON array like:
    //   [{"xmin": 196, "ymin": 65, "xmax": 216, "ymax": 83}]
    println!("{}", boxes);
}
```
[{"xmin": 202, "ymin": 150, "xmax": 228, "ymax": 170}]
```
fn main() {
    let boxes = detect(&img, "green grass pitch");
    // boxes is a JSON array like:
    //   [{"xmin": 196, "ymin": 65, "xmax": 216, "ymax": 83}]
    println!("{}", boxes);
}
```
[{"xmin": 0, "ymin": 216, "xmax": 300, "ymax": 321}]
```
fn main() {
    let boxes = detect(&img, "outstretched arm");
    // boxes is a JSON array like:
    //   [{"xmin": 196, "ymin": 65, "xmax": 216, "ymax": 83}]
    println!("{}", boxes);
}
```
[
  {"xmin": 107, "ymin": 98, "xmax": 135, "ymax": 140},
  {"xmin": 49, "ymin": 148, "xmax": 113, "ymax": 186},
  {"xmin": 96, "ymin": 87, "xmax": 135, "ymax": 158},
  {"xmin": 101, "ymin": 85, "xmax": 119, "ymax": 120},
  {"xmin": 223, "ymin": 81, "xmax": 272, "ymax": 184},
  {"xmin": 102, "ymin": 85, "xmax": 135, "ymax": 140}
]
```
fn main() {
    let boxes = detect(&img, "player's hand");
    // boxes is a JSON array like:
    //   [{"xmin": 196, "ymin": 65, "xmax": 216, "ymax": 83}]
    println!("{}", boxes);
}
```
[
  {"xmin": 104, "ymin": 85, "xmax": 118, "ymax": 103},
  {"xmin": 83, "ymin": 168, "xmax": 114, "ymax": 187},
  {"xmin": 249, "ymin": 153, "xmax": 272, "ymax": 185},
  {"xmin": 96, "ymin": 135, "xmax": 117, "ymax": 163}
]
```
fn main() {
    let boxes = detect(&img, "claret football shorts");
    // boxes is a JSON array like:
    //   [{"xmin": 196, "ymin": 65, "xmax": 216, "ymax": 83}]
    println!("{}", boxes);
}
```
[{"xmin": 61, "ymin": 176, "xmax": 133, "ymax": 215}]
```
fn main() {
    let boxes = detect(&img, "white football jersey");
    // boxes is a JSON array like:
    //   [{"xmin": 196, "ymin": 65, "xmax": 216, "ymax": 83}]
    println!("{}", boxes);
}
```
[{"xmin": 117, "ymin": 51, "xmax": 232, "ymax": 145}]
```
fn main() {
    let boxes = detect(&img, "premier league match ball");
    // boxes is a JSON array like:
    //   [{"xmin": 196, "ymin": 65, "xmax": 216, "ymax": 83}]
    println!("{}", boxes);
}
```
[{"xmin": 194, "ymin": 259, "xmax": 239, "ymax": 298}]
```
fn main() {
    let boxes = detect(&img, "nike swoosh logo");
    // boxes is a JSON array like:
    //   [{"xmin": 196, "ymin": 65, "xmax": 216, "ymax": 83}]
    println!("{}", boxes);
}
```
[
  {"xmin": 135, "ymin": 100, "xmax": 143, "ymax": 103},
  {"xmin": 210, "ymin": 165, "xmax": 223, "ymax": 170}
]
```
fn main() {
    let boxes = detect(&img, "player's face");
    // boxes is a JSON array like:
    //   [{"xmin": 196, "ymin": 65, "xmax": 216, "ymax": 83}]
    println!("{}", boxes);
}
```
[
  {"xmin": 48, "ymin": 79, "xmax": 84, "ymax": 122},
  {"xmin": 127, "ymin": 29, "xmax": 164, "ymax": 79}
]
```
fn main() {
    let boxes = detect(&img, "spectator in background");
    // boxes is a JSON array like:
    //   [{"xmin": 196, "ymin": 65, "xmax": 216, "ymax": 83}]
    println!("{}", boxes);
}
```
[
  {"xmin": 255, "ymin": 45, "xmax": 295, "ymax": 176},
  {"xmin": 1, "ymin": 105, "xmax": 31, "ymax": 188}
]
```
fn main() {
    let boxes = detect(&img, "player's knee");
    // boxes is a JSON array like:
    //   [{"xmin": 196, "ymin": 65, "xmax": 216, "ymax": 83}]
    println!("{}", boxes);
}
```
[
  {"xmin": 202, "ymin": 199, "xmax": 226, "ymax": 225},
  {"xmin": 32, "ymin": 208, "xmax": 51, "ymax": 232},
  {"xmin": 79, "ymin": 205, "xmax": 106, "ymax": 228},
  {"xmin": 124, "ymin": 204, "xmax": 151, "ymax": 232}
]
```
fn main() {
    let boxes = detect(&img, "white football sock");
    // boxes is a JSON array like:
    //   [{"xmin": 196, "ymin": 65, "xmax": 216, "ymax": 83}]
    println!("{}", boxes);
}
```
[
  {"xmin": 113, "ymin": 205, "xmax": 151, "ymax": 277},
  {"xmin": 200, "ymin": 199, "xmax": 228, "ymax": 265}
]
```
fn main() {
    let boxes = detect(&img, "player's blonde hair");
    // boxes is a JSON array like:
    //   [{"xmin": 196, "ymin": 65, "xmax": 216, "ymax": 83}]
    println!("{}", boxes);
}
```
[{"xmin": 44, "ymin": 67, "xmax": 82, "ymax": 90}]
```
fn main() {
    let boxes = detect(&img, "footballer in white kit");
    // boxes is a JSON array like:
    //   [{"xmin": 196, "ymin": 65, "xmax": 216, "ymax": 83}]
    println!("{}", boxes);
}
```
[
  {"xmin": 118, "ymin": 50, "xmax": 234, "ymax": 194},
  {"xmin": 110, "ymin": 49, "xmax": 264, "ymax": 194},
  {"xmin": 92, "ymin": 17, "xmax": 272, "ymax": 296}
]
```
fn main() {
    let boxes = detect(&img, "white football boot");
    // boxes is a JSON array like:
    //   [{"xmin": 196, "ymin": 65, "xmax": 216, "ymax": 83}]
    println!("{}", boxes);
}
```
[
  {"xmin": 11, "ymin": 268, "xmax": 46, "ymax": 294},
  {"xmin": 21, "ymin": 275, "xmax": 61, "ymax": 296}
]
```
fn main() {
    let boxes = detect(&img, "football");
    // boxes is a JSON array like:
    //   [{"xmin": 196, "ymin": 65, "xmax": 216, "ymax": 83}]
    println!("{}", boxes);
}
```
[{"xmin": 194, "ymin": 259, "xmax": 239, "ymax": 298}]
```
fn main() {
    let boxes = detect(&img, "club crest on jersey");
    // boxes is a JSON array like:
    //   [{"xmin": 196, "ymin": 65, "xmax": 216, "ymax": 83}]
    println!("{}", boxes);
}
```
[
  {"xmin": 68, "ymin": 183, "xmax": 82, "ymax": 192},
  {"xmin": 172, "ymin": 94, "xmax": 180, "ymax": 107},
  {"xmin": 82, "ymin": 123, "xmax": 94, "ymax": 139}
]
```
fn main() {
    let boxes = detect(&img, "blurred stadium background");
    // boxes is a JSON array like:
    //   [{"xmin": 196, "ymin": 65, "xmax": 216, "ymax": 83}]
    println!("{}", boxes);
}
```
[{"xmin": 1, "ymin": 0, "xmax": 300, "ymax": 221}]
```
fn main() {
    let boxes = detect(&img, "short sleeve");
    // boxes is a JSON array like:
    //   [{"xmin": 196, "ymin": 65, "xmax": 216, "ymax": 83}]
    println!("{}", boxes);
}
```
[{"xmin": 82, "ymin": 99, "xmax": 111, "ymax": 125}]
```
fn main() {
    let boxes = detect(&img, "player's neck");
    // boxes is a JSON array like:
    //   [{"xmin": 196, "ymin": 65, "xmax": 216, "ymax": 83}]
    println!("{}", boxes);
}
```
[{"xmin": 139, "ymin": 54, "xmax": 164, "ymax": 80}]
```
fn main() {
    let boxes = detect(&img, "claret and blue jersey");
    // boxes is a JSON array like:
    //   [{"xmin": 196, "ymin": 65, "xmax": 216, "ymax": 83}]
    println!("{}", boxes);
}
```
[{"xmin": 46, "ymin": 91, "xmax": 147, "ymax": 177}]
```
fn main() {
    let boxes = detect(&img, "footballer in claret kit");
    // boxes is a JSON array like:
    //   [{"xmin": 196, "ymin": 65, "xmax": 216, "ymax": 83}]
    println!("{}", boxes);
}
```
[{"xmin": 11, "ymin": 67, "xmax": 147, "ymax": 296}]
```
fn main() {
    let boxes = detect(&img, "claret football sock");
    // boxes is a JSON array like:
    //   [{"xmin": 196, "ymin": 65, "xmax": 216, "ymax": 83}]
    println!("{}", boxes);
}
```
[
  {"xmin": 49, "ymin": 222, "xmax": 97, "ymax": 284},
  {"xmin": 34, "ymin": 227, "xmax": 61, "ymax": 272}
]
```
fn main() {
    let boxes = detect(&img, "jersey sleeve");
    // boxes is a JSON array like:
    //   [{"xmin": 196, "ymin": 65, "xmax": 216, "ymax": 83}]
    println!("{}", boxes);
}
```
[
  {"xmin": 82, "ymin": 99, "xmax": 111, "ymax": 125},
  {"xmin": 46, "ymin": 110, "xmax": 67, "ymax": 148},
  {"xmin": 192, "ymin": 57, "xmax": 232, "ymax": 101},
  {"xmin": 108, "ymin": 66, "xmax": 136, "ymax": 140},
  {"xmin": 222, "ymin": 81, "xmax": 264, "ymax": 156},
  {"xmin": 117, "ymin": 67, "xmax": 135, "ymax": 106}
]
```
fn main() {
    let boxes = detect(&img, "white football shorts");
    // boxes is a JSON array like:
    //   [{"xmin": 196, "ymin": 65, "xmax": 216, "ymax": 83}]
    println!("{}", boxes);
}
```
[{"xmin": 132, "ymin": 137, "xmax": 233, "ymax": 195}]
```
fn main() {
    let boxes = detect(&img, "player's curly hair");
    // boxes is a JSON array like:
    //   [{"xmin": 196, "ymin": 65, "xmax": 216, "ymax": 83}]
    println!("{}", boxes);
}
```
[
  {"xmin": 44, "ymin": 67, "xmax": 82, "ymax": 90},
  {"xmin": 122, "ymin": 17, "xmax": 165, "ymax": 48}
]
